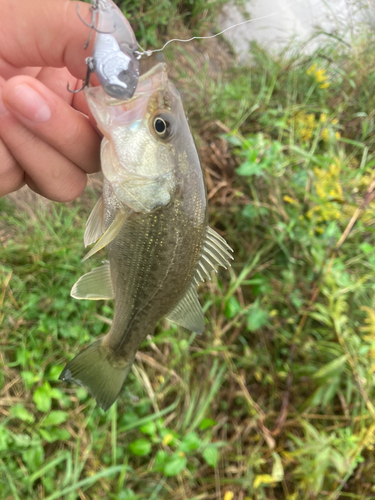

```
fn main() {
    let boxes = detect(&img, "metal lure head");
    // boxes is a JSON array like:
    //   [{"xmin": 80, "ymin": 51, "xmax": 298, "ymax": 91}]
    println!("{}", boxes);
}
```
[{"xmin": 92, "ymin": 0, "xmax": 140, "ymax": 100}]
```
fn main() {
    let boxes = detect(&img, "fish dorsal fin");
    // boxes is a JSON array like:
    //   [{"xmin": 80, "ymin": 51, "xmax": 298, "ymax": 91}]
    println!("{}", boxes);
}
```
[
  {"xmin": 166, "ymin": 283, "xmax": 205, "ymax": 334},
  {"xmin": 82, "ymin": 209, "xmax": 130, "ymax": 262},
  {"xmin": 84, "ymin": 196, "xmax": 104, "ymax": 247},
  {"xmin": 193, "ymin": 227, "xmax": 234, "ymax": 285},
  {"xmin": 71, "ymin": 262, "xmax": 114, "ymax": 300}
]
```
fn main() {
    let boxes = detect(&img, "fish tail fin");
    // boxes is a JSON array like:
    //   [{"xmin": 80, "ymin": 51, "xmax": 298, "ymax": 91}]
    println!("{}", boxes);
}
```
[{"xmin": 59, "ymin": 338, "xmax": 132, "ymax": 411}]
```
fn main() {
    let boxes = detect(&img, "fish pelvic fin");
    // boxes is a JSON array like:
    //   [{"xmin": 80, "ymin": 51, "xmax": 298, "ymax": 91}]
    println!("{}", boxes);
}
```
[
  {"xmin": 82, "ymin": 209, "xmax": 130, "ymax": 262},
  {"xmin": 59, "ymin": 339, "xmax": 132, "ymax": 411},
  {"xmin": 84, "ymin": 195, "xmax": 104, "ymax": 248}
]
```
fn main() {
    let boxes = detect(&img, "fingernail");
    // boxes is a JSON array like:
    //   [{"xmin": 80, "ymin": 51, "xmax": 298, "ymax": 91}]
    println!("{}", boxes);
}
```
[
  {"xmin": 9, "ymin": 84, "xmax": 51, "ymax": 122},
  {"xmin": 0, "ymin": 88, "xmax": 9, "ymax": 116}
]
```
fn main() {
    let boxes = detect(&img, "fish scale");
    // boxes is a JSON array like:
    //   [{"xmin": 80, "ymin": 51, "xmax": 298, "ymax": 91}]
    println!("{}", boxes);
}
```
[{"xmin": 106, "ymin": 198, "xmax": 205, "ymax": 356}]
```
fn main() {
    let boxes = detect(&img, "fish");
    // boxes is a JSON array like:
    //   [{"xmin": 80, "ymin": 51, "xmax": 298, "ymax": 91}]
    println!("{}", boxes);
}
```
[{"xmin": 59, "ymin": 62, "xmax": 233, "ymax": 411}]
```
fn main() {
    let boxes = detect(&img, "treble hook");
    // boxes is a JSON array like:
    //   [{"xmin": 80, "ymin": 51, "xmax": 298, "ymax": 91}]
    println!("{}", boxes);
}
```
[
  {"xmin": 67, "ymin": 57, "xmax": 95, "ymax": 94},
  {"xmin": 76, "ymin": 2, "xmax": 116, "ymax": 50},
  {"xmin": 67, "ymin": 0, "xmax": 118, "ymax": 95}
]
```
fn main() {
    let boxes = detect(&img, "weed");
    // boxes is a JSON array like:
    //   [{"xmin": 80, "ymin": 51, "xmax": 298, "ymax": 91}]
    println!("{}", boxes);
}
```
[{"xmin": 2, "ymin": 2, "xmax": 375, "ymax": 499}]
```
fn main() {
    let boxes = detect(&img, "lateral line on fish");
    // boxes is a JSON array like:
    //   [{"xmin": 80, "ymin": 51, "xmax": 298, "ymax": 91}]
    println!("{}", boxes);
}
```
[
  {"xmin": 136, "ymin": 0, "xmax": 303, "ymax": 57},
  {"xmin": 114, "ymin": 227, "xmax": 182, "ymax": 354}
]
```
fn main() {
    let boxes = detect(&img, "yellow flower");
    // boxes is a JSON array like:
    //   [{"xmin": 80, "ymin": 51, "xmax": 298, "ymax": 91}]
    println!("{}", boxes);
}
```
[
  {"xmin": 320, "ymin": 113, "xmax": 327, "ymax": 123},
  {"xmin": 321, "ymin": 128, "xmax": 329, "ymax": 141},
  {"xmin": 306, "ymin": 64, "xmax": 329, "ymax": 87},
  {"xmin": 300, "ymin": 128, "xmax": 313, "ymax": 141},
  {"xmin": 360, "ymin": 306, "xmax": 375, "ymax": 336},
  {"xmin": 224, "ymin": 492, "xmax": 234, "ymax": 500},
  {"xmin": 310, "ymin": 160, "xmax": 344, "ymax": 225},
  {"xmin": 307, "ymin": 113, "xmax": 315, "ymax": 125},
  {"xmin": 162, "ymin": 433, "xmax": 174, "ymax": 446},
  {"xmin": 290, "ymin": 111, "xmax": 319, "ymax": 143},
  {"xmin": 253, "ymin": 475, "xmax": 275, "ymax": 489},
  {"xmin": 329, "ymin": 161, "xmax": 340, "ymax": 175},
  {"xmin": 315, "ymin": 69, "xmax": 327, "ymax": 82},
  {"xmin": 306, "ymin": 64, "xmax": 317, "ymax": 75},
  {"xmin": 335, "ymin": 131, "xmax": 341, "ymax": 140},
  {"xmin": 283, "ymin": 195, "xmax": 296, "ymax": 204},
  {"xmin": 331, "ymin": 118, "xmax": 338, "ymax": 125}
]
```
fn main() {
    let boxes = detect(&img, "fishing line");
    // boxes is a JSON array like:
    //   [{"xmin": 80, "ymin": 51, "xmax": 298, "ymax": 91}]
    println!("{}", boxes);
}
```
[{"xmin": 136, "ymin": 0, "xmax": 303, "ymax": 57}]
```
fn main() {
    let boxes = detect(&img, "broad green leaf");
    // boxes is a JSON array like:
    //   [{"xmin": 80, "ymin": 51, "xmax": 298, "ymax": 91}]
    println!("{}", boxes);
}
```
[
  {"xmin": 13, "ymin": 433, "xmax": 31, "ymax": 447},
  {"xmin": 23, "ymin": 445, "xmax": 45, "ymax": 472},
  {"xmin": 153, "ymin": 450, "xmax": 168, "ymax": 472},
  {"xmin": 199, "ymin": 418, "xmax": 217, "ymax": 431},
  {"xmin": 33, "ymin": 384, "xmax": 52, "ymax": 413},
  {"xmin": 11, "ymin": 404, "xmax": 34, "ymax": 423},
  {"xmin": 139, "ymin": 421, "xmax": 156, "ymax": 436},
  {"xmin": 224, "ymin": 296, "xmax": 242, "ymax": 319},
  {"xmin": 202, "ymin": 445, "xmax": 219, "ymax": 467},
  {"xmin": 39, "ymin": 428, "xmax": 70, "ymax": 443},
  {"xmin": 223, "ymin": 134, "xmax": 242, "ymax": 146},
  {"xmin": 163, "ymin": 454, "xmax": 187, "ymax": 477},
  {"xmin": 179, "ymin": 432, "xmax": 201, "ymax": 452},
  {"xmin": 246, "ymin": 305, "xmax": 268, "ymax": 332},
  {"xmin": 117, "ymin": 489, "xmax": 139, "ymax": 500},
  {"xmin": 236, "ymin": 161, "xmax": 264, "ymax": 177},
  {"xmin": 272, "ymin": 453, "xmax": 284, "ymax": 482},
  {"xmin": 0, "ymin": 427, "xmax": 10, "ymax": 451},
  {"xmin": 128, "ymin": 439, "xmax": 151, "ymax": 456},
  {"xmin": 42, "ymin": 411, "xmax": 69, "ymax": 427}
]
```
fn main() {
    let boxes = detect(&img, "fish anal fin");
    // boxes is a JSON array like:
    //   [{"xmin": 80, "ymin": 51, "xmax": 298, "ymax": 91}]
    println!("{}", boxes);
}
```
[
  {"xmin": 71, "ymin": 262, "xmax": 114, "ymax": 300},
  {"xmin": 84, "ymin": 196, "xmax": 104, "ymax": 247},
  {"xmin": 193, "ymin": 227, "xmax": 234, "ymax": 284},
  {"xmin": 166, "ymin": 283, "xmax": 205, "ymax": 334},
  {"xmin": 82, "ymin": 209, "xmax": 129, "ymax": 262}
]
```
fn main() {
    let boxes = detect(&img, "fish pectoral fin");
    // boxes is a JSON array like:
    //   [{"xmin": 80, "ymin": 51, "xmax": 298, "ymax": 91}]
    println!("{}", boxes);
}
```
[
  {"xmin": 82, "ymin": 209, "xmax": 130, "ymax": 262},
  {"xmin": 193, "ymin": 226, "xmax": 234, "ymax": 285},
  {"xmin": 166, "ymin": 283, "xmax": 205, "ymax": 334},
  {"xmin": 71, "ymin": 262, "xmax": 114, "ymax": 300},
  {"xmin": 84, "ymin": 196, "xmax": 104, "ymax": 247}
]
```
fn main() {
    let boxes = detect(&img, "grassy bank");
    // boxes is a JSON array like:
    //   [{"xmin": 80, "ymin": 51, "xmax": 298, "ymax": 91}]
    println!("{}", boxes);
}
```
[{"xmin": 2, "ymin": 2, "xmax": 375, "ymax": 499}]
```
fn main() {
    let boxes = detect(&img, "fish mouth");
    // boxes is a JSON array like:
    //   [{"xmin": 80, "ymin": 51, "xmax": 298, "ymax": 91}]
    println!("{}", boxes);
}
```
[
  {"xmin": 85, "ymin": 63, "xmax": 168, "ymax": 105},
  {"xmin": 84, "ymin": 63, "xmax": 171, "ymax": 130}
]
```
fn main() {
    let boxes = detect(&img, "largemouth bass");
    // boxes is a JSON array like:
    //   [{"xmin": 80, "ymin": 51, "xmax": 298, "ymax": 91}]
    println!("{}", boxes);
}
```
[{"xmin": 60, "ymin": 63, "xmax": 233, "ymax": 410}]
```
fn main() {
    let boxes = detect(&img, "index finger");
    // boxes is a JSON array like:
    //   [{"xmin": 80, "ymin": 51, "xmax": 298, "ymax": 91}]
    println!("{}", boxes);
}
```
[{"xmin": 0, "ymin": 0, "xmax": 94, "ymax": 80}]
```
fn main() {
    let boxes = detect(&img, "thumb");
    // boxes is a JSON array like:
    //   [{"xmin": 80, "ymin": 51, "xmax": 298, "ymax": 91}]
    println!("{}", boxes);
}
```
[{"xmin": 0, "ymin": 0, "xmax": 95, "ymax": 80}]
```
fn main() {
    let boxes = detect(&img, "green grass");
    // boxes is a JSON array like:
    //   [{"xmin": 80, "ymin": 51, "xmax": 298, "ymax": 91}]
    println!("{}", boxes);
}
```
[
  {"xmin": 2, "ymin": 2, "xmax": 375, "ymax": 499},
  {"xmin": 119, "ymin": 0, "xmax": 238, "ymax": 48}
]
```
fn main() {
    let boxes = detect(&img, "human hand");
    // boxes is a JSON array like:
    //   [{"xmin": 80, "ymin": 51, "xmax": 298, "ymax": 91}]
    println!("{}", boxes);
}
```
[{"xmin": 0, "ymin": 0, "xmax": 102, "ymax": 202}]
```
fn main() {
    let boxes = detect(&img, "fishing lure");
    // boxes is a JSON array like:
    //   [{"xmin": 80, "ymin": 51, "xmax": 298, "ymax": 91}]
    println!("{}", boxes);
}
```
[{"xmin": 72, "ymin": 0, "xmax": 140, "ymax": 99}]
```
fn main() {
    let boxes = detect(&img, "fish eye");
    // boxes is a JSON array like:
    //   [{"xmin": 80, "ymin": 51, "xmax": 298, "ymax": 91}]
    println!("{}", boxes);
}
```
[{"xmin": 152, "ymin": 113, "xmax": 173, "ymax": 140}]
